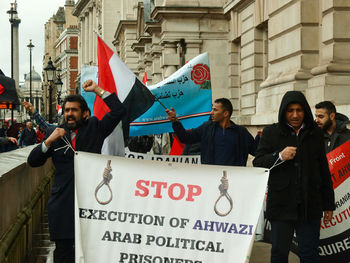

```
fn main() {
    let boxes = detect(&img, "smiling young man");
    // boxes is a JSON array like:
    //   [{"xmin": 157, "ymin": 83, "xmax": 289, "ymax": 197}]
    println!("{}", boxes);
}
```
[
  {"xmin": 253, "ymin": 91, "xmax": 335, "ymax": 263},
  {"xmin": 165, "ymin": 98, "xmax": 258, "ymax": 166},
  {"xmin": 27, "ymin": 79, "xmax": 126, "ymax": 263},
  {"xmin": 315, "ymin": 101, "xmax": 350, "ymax": 153}
]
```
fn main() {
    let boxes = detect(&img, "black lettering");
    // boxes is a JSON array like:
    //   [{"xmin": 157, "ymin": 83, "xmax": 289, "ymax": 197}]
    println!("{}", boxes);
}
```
[
  {"xmin": 79, "ymin": 208, "xmax": 87, "ymax": 218},
  {"xmin": 87, "ymin": 209, "xmax": 98, "ymax": 219},
  {"xmin": 102, "ymin": 231, "xmax": 111, "ymax": 241}
]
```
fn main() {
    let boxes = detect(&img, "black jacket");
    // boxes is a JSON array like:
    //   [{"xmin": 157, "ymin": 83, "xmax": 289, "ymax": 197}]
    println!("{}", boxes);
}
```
[
  {"xmin": 28, "ymin": 93, "xmax": 125, "ymax": 240},
  {"xmin": 253, "ymin": 91, "xmax": 335, "ymax": 221},
  {"xmin": 324, "ymin": 113, "xmax": 350, "ymax": 153},
  {"xmin": 20, "ymin": 128, "xmax": 36, "ymax": 146},
  {"xmin": 173, "ymin": 120, "xmax": 257, "ymax": 166}
]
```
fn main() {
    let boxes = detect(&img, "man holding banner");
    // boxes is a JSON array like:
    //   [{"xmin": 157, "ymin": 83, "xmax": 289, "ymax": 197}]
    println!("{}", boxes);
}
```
[
  {"xmin": 315, "ymin": 101, "xmax": 350, "ymax": 153},
  {"xmin": 166, "ymin": 98, "xmax": 258, "ymax": 166},
  {"xmin": 253, "ymin": 91, "xmax": 335, "ymax": 263},
  {"xmin": 27, "ymin": 80, "xmax": 125, "ymax": 263},
  {"xmin": 315, "ymin": 102, "xmax": 350, "ymax": 262}
]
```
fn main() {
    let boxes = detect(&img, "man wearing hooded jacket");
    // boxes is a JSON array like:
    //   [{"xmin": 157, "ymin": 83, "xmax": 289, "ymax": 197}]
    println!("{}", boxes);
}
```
[
  {"xmin": 253, "ymin": 91, "xmax": 335, "ymax": 263},
  {"xmin": 315, "ymin": 100, "xmax": 350, "ymax": 153}
]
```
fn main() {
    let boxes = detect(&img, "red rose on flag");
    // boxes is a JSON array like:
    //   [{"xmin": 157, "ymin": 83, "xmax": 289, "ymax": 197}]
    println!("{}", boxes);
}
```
[
  {"xmin": 0, "ymin": 84, "xmax": 4, "ymax": 95},
  {"xmin": 190, "ymin": 64, "xmax": 210, "ymax": 85}
]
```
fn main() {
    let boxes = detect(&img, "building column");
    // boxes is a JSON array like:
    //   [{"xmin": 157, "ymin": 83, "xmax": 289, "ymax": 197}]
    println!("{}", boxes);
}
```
[
  {"xmin": 88, "ymin": 6, "xmax": 93, "ymax": 64},
  {"xmin": 253, "ymin": 0, "xmax": 319, "ymax": 125},
  {"xmin": 228, "ymin": 42, "xmax": 241, "ymax": 117},
  {"xmin": 92, "ymin": 4, "xmax": 97, "ymax": 64},
  {"xmin": 124, "ymin": 27, "xmax": 139, "ymax": 73},
  {"xmin": 84, "ymin": 11, "xmax": 89, "ymax": 64},
  {"xmin": 161, "ymin": 41, "xmax": 180, "ymax": 78},
  {"xmin": 307, "ymin": 0, "xmax": 350, "ymax": 116},
  {"xmin": 183, "ymin": 40, "xmax": 202, "ymax": 62},
  {"xmin": 80, "ymin": 16, "xmax": 85, "ymax": 65}
]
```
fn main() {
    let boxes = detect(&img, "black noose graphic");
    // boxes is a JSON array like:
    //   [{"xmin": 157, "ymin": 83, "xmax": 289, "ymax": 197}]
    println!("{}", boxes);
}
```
[
  {"xmin": 95, "ymin": 160, "xmax": 113, "ymax": 205},
  {"xmin": 214, "ymin": 170, "xmax": 233, "ymax": 216}
]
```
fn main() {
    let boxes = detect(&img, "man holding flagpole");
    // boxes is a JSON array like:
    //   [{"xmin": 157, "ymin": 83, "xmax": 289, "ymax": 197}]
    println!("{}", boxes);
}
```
[
  {"xmin": 166, "ymin": 98, "xmax": 259, "ymax": 166},
  {"xmin": 27, "ymin": 79, "xmax": 125, "ymax": 263}
]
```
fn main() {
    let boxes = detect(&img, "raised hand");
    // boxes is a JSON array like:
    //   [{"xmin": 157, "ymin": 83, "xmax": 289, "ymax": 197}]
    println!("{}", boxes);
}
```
[
  {"xmin": 82, "ymin": 79, "xmax": 98, "ymax": 93},
  {"xmin": 22, "ymin": 101, "xmax": 35, "ymax": 114}
]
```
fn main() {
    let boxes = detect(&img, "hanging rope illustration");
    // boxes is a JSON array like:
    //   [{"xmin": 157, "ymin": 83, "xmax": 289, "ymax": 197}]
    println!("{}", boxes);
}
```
[
  {"xmin": 214, "ymin": 171, "xmax": 233, "ymax": 216},
  {"xmin": 95, "ymin": 160, "xmax": 113, "ymax": 205}
]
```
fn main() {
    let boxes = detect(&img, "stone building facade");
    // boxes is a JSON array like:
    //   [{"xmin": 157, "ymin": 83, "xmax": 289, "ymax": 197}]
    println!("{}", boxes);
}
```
[
  {"xmin": 42, "ymin": 0, "xmax": 77, "ymax": 120},
  {"xmin": 74, "ymin": 0, "xmax": 350, "ymax": 127},
  {"xmin": 54, "ymin": 26, "xmax": 79, "ymax": 99}
]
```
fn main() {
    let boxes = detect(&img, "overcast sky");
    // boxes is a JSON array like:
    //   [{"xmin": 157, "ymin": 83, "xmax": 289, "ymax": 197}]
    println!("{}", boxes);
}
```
[{"xmin": 0, "ymin": 0, "xmax": 65, "ymax": 82}]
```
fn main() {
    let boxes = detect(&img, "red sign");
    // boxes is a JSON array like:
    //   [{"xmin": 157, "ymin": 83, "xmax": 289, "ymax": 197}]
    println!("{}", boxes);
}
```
[
  {"xmin": 0, "ymin": 84, "xmax": 4, "ymax": 95},
  {"xmin": 0, "ymin": 102, "xmax": 12, "ymax": 109},
  {"xmin": 326, "ymin": 140, "xmax": 350, "ymax": 189}
]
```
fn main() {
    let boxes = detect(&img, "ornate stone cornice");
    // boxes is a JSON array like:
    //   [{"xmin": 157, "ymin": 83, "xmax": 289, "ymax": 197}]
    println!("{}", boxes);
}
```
[
  {"xmin": 114, "ymin": 20, "xmax": 137, "ymax": 40},
  {"xmin": 145, "ymin": 21, "xmax": 161, "ymax": 35},
  {"xmin": 151, "ymin": 6, "xmax": 224, "ymax": 22},
  {"xmin": 223, "ymin": 0, "xmax": 255, "ymax": 14},
  {"xmin": 72, "ymin": 0, "xmax": 90, "ymax": 16}
]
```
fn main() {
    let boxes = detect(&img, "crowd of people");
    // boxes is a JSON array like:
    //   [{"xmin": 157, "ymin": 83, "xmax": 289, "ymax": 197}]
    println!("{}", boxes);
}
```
[
  {"xmin": 0, "ymin": 119, "xmax": 47, "ymax": 152},
  {"xmin": 1, "ymin": 80, "xmax": 349, "ymax": 262}
]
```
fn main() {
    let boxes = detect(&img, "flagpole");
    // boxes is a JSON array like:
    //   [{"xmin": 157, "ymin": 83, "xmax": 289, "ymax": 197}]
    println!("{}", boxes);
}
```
[{"xmin": 93, "ymin": 30, "xmax": 169, "ymax": 110}]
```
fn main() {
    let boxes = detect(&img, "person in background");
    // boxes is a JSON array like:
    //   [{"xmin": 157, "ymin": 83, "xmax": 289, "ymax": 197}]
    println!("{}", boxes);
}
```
[
  {"xmin": 20, "ymin": 121, "xmax": 37, "ymax": 147},
  {"xmin": 23, "ymin": 101, "xmax": 55, "ymax": 131},
  {"xmin": 36, "ymin": 125, "xmax": 45, "ymax": 143},
  {"xmin": 0, "ymin": 121, "xmax": 18, "ymax": 152},
  {"xmin": 0, "ymin": 136, "xmax": 18, "ymax": 147},
  {"xmin": 17, "ymin": 126, "xmax": 23, "ymax": 147},
  {"xmin": 315, "ymin": 100, "xmax": 350, "ymax": 153}
]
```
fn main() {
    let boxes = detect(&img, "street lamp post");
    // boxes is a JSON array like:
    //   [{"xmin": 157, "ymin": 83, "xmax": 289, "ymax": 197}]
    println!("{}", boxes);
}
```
[
  {"xmin": 27, "ymin": 39, "xmax": 34, "ymax": 104},
  {"xmin": 7, "ymin": 3, "xmax": 17, "ymax": 79},
  {"xmin": 44, "ymin": 57, "xmax": 56, "ymax": 123},
  {"xmin": 55, "ymin": 73, "xmax": 63, "ymax": 105},
  {"xmin": 7, "ymin": 3, "xmax": 17, "ymax": 123}
]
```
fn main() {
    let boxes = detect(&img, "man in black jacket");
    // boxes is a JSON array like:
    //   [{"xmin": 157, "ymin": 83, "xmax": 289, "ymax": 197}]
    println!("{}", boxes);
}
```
[
  {"xmin": 20, "ymin": 121, "xmax": 36, "ymax": 147},
  {"xmin": 28, "ymin": 80, "xmax": 126, "ymax": 263},
  {"xmin": 315, "ymin": 101, "xmax": 350, "ymax": 153},
  {"xmin": 166, "ymin": 98, "xmax": 258, "ymax": 166},
  {"xmin": 253, "ymin": 91, "xmax": 335, "ymax": 263}
]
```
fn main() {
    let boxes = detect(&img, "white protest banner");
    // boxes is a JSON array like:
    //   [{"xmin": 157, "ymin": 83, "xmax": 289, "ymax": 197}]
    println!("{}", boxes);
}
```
[
  {"xmin": 125, "ymin": 150, "xmax": 201, "ymax": 165},
  {"xmin": 319, "ymin": 140, "xmax": 350, "ymax": 262},
  {"xmin": 75, "ymin": 152, "xmax": 269, "ymax": 263}
]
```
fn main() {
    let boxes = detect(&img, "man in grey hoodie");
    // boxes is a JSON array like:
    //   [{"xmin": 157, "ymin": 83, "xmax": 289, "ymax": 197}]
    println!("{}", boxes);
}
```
[{"xmin": 315, "ymin": 101, "xmax": 350, "ymax": 153}]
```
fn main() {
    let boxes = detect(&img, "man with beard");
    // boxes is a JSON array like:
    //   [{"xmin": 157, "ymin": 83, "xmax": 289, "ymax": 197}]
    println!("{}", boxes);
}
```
[
  {"xmin": 253, "ymin": 91, "xmax": 335, "ymax": 262},
  {"xmin": 27, "ymin": 79, "xmax": 125, "ymax": 263},
  {"xmin": 315, "ymin": 101, "xmax": 350, "ymax": 153}
]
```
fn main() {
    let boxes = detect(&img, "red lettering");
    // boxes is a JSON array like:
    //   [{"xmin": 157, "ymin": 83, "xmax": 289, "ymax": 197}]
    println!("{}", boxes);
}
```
[
  {"xmin": 151, "ymin": 181, "xmax": 167, "ymax": 198},
  {"xmin": 186, "ymin": 185, "xmax": 202, "ymax": 202},
  {"xmin": 135, "ymin": 180, "xmax": 202, "ymax": 201},
  {"xmin": 324, "ymin": 220, "xmax": 331, "ymax": 228},
  {"xmin": 168, "ymin": 183, "xmax": 185, "ymax": 200},
  {"xmin": 135, "ymin": 180, "xmax": 150, "ymax": 197}
]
